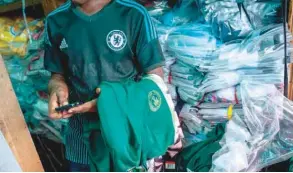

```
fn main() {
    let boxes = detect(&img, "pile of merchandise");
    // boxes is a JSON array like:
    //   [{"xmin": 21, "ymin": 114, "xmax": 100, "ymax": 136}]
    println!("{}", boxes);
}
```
[
  {"xmin": 2, "ymin": 17, "xmax": 65, "ymax": 143},
  {"xmin": 149, "ymin": 0, "xmax": 293, "ymax": 171}
]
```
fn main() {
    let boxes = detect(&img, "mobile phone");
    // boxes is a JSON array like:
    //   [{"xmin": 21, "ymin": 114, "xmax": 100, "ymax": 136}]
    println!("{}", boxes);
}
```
[{"xmin": 55, "ymin": 102, "xmax": 83, "ymax": 112}]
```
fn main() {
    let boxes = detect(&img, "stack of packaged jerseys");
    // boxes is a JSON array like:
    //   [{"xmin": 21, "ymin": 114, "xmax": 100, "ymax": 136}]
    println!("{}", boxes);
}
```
[
  {"xmin": 156, "ymin": 0, "xmax": 289, "ymax": 148},
  {"xmin": 196, "ymin": 0, "xmax": 282, "ymax": 42}
]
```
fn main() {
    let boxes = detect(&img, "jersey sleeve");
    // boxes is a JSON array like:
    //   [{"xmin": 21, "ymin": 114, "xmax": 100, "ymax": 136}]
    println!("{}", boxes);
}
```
[
  {"xmin": 44, "ymin": 19, "xmax": 64, "ymax": 74},
  {"xmin": 135, "ymin": 13, "xmax": 164, "ymax": 73}
]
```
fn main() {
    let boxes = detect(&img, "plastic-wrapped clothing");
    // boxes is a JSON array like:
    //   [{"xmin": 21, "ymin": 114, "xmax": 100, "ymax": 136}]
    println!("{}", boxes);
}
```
[
  {"xmin": 147, "ymin": 1, "xmax": 170, "ymax": 19},
  {"xmin": 170, "ymin": 62, "xmax": 195, "ymax": 74},
  {"xmin": 197, "ymin": 0, "xmax": 281, "ymax": 42},
  {"xmin": 199, "ymin": 68, "xmax": 284, "ymax": 94},
  {"xmin": 176, "ymin": 123, "xmax": 226, "ymax": 172},
  {"xmin": 166, "ymin": 23, "xmax": 219, "ymax": 66},
  {"xmin": 171, "ymin": 71, "xmax": 195, "ymax": 80},
  {"xmin": 179, "ymin": 104, "xmax": 213, "ymax": 134},
  {"xmin": 199, "ymin": 24, "xmax": 292, "ymax": 72},
  {"xmin": 171, "ymin": 68, "xmax": 204, "ymax": 88},
  {"xmin": 83, "ymin": 75, "xmax": 177, "ymax": 171},
  {"xmin": 210, "ymin": 81, "xmax": 293, "ymax": 172},
  {"xmin": 170, "ymin": 60, "xmax": 205, "ymax": 86},
  {"xmin": 199, "ymin": 71, "xmax": 241, "ymax": 93},
  {"xmin": 199, "ymin": 107, "xmax": 243, "ymax": 122},
  {"xmin": 153, "ymin": 21, "xmax": 174, "ymax": 52},
  {"xmin": 159, "ymin": 0, "xmax": 201, "ymax": 26},
  {"xmin": 203, "ymin": 85, "xmax": 241, "ymax": 104},
  {"xmin": 177, "ymin": 88, "xmax": 204, "ymax": 106}
]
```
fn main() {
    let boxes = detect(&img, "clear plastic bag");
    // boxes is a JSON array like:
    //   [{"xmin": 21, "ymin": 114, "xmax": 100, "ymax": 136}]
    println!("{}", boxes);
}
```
[
  {"xmin": 159, "ymin": 0, "xmax": 202, "ymax": 26},
  {"xmin": 167, "ymin": 24, "xmax": 218, "ymax": 63},
  {"xmin": 197, "ymin": 0, "xmax": 281, "ymax": 42},
  {"xmin": 199, "ymin": 24, "xmax": 292, "ymax": 72},
  {"xmin": 203, "ymin": 85, "xmax": 241, "ymax": 104},
  {"xmin": 178, "ymin": 88, "xmax": 202, "ymax": 106},
  {"xmin": 199, "ymin": 71, "xmax": 241, "ymax": 93},
  {"xmin": 210, "ymin": 81, "xmax": 293, "ymax": 172}
]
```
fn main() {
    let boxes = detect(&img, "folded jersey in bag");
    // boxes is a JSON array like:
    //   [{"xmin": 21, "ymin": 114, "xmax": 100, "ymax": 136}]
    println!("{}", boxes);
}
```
[{"xmin": 85, "ymin": 74, "xmax": 177, "ymax": 172}]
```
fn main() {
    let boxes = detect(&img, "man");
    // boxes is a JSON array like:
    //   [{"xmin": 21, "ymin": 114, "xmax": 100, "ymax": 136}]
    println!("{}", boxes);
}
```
[{"xmin": 44, "ymin": 0, "xmax": 164, "ymax": 171}]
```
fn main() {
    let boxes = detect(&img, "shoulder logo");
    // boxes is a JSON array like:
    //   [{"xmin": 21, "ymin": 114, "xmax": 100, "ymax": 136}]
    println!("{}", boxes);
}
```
[
  {"xmin": 59, "ymin": 38, "xmax": 68, "ymax": 49},
  {"xmin": 148, "ymin": 90, "xmax": 161, "ymax": 112},
  {"xmin": 106, "ymin": 30, "xmax": 127, "ymax": 51}
]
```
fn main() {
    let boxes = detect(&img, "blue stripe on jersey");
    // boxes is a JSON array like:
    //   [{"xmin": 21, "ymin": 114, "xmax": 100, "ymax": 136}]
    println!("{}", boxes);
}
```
[
  {"xmin": 48, "ymin": 0, "xmax": 71, "ymax": 17},
  {"xmin": 45, "ymin": 1, "xmax": 71, "ymax": 46},
  {"xmin": 116, "ymin": 0, "xmax": 157, "ymax": 42},
  {"xmin": 119, "ymin": 0, "xmax": 157, "ymax": 39}
]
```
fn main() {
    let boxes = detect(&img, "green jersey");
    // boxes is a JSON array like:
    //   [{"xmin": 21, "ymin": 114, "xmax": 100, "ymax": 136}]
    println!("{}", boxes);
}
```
[{"xmin": 44, "ymin": 0, "xmax": 164, "ymax": 164}]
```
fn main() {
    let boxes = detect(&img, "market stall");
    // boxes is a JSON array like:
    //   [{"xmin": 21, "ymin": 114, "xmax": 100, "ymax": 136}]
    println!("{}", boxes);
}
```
[{"xmin": 1, "ymin": 0, "xmax": 293, "ymax": 172}]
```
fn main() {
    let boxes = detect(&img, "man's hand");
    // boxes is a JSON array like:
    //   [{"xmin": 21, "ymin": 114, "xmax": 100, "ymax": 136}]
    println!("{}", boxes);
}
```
[
  {"xmin": 49, "ymin": 88, "xmax": 70, "ymax": 119},
  {"xmin": 48, "ymin": 73, "xmax": 70, "ymax": 119},
  {"xmin": 65, "ymin": 88, "xmax": 101, "ymax": 118}
]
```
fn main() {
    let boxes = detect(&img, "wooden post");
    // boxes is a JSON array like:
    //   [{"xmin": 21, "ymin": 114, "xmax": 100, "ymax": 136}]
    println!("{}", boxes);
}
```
[{"xmin": 0, "ymin": 55, "xmax": 44, "ymax": 172}]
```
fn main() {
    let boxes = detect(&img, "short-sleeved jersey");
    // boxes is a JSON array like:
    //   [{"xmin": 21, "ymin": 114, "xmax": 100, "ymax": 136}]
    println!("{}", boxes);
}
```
[{"xmin": 44, "ymin": 0, "xmax": 164, "ymax": 102}]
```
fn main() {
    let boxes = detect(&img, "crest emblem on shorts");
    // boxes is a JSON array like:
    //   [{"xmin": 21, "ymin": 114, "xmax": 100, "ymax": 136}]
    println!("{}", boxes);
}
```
[
  {"xmin": 148, "ymin": 90, "xmax": 161, "ymax": 112},
  {"xmin": 106, "ymin": 30, "xmax": 127, "ymax": 51}
]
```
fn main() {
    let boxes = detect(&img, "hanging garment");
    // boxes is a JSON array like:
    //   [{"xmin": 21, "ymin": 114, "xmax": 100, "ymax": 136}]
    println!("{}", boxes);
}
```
[{"xmin": 83, "ymin": 74, "xmax": 178, "ymax": 172}]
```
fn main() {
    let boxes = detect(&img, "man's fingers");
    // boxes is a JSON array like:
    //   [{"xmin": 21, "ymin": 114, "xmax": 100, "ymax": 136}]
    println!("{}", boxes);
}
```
[
  {"xmin": 56, "ymin": 90, "xmax": 68, "ymax": 105},
  {"xmin": 68, "ymin": 101, "xmax": 93, "ymax": 114},
  {"xmin": 49, "ymin": 93, "xmax": 62, "ymax": 119},
  {"xmin": 50, "ymin": 113, "xmax": 63, "ymax": 119},
  {"xmin": 62, "ymin": 112, "xmax": 73, "ymax": 119},
  {"xmin": 68, "ymin": 105, "xmax": 85, "ymax": 114}
]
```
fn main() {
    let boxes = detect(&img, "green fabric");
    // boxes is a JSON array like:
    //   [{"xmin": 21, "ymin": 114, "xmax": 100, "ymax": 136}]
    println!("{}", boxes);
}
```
[
  {"xmin": 289, "ymin": 158, "xmax": 293, "ymax": 172},
  {"xmin": 83, "ymin": 75, "xmax": 175, "ymax": 172},
  {"xmin": 176, "ymin": 124, "xmax": 226, "ymax": 172},
  {"xmin": 44, "ymin": 0, "xmax": 164, "ymax": 164},
  {"xmin": 44, "ymin": 0, "xmax": 164, "ymax": 102}
]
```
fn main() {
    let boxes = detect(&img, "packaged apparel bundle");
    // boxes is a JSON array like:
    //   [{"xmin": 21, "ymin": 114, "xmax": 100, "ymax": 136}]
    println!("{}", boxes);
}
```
[
  {"xmin": 175, "ymin": 81, "xmax": 293, "ymax": 172},
  {"xmin": 163, "ymin": 0, "xmax": 291, "ymax": 153},
  {"xmin": 0, "ymin": 17, "xmax": 44, "ymax": 57},
  {"xmin": 199, "ymin": 24, "xmax": 292, "ymax": 72},
  {"xmin": 165, "ymin": 23, "xmax": 218, "ymax": 106},
  {"xmin": 151, "ymin": 14, "xmax": 179, "ymax": 105},
  {"xmin": 166, "ymin": 23, "xmax": 219, "ymax": 67},
  {"xmin": 195, "ymin": 0, "xmax": 281, "ymax": 42},
  {"xmin": 177, "ymin": 24, "xmax": 291, "ymax": 146},
  {"xmin": 210, "ymin": 81, "xmax": 293, "ymax": 172},
  {"xmin": 159, "ymin": 0, "xmax": 202, "ymax": 26}
]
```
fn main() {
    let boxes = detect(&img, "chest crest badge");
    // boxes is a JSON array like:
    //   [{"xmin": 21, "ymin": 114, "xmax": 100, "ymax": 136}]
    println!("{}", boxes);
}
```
[
  {"xmin": 106, "ymin": 30, "xmax": 127, "ymax": 51},
  {"xmin": 148, "ymin": 90, "xmax": 162, "ymax": 112}
]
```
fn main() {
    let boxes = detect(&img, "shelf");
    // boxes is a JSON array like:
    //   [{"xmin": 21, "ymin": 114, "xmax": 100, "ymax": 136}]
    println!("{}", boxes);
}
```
[{"xmin": 0, "ymin": 0, "xmax": 42, "ymax": 13}]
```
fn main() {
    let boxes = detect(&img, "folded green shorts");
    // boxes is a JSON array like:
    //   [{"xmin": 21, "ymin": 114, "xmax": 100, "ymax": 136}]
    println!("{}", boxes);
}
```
[{"xmin": 83, "ymin": 74, "xmax": 177, "ymax": 172}]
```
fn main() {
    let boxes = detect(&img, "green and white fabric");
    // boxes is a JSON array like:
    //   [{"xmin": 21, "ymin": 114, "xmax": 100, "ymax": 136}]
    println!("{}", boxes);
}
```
[{"xmin": 82, "ymin": 74, "xmax": 178, "ymax": 172}]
